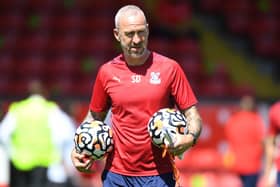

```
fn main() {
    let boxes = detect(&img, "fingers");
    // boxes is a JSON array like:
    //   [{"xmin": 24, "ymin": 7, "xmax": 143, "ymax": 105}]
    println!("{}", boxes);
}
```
[
  {"xmin": 166, "ymin": 133, "xmax": 194, "ymax": 155},
  {"xmin": 71, "ymin": 148, "xmax": 95, "ymax": 173},
  {"xmin": 75, "ymin": 157, "xmax": 95, "ymax": 173},
  {"xmin": 167, "ymin": 144, "xmax": 188, "ymax": 156}
]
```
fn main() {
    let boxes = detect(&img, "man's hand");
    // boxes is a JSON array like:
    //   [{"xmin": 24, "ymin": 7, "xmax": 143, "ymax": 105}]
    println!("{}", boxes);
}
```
[
  {"xmin": 71, "ymin": 148, "xmax": 95, "ymax": 173},
  {"xmin": 167, "ymin": 133, "xmax": 194, "ymax": 156}
]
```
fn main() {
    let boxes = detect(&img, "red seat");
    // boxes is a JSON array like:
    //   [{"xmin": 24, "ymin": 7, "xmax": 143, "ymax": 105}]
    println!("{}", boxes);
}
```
[
  {"xmin": 81, "ymin": 16, "xmax": 114, "ymax": 34},
  {"xmin": 222, "ymin": 0, "xmax": 256, "ymax": 16},
  {"xmin": 0, "ymin": 54, "xmax": 14, "ymax": 76},
  {"xmin": 72, "ymin": 78, "xmax": 94, "ymax": 97},
  {"xmin": 154, "ymin": 1, "xmax": 193, "ymax": 27},
  {"xmin": 47, "ymin": 78, "xmax": 76, "ymax": 97},
  {"xmin": 0, "ymin": 32, "xmax": 19, "ymax": 54},
  {"xmin": 177, "ymin": 55, "xmax": 204, "ymax": 81},
  {"xmin": 8, "ymin": 79, "xmax": 30, "ymax": 97},
  {"xmin": 199, "ymin": 0, "xmax": 224, "ymax": 14},
  {"xmin": 0, "ymin": 0, "xmax": 22, "ymax": 8},
  {"xmin": 252, "ymin": 35, "xmax": 279, "ymax": 58},
  {"xmin": 14, "ymin": 56, "xmax": 47, "ymax": 81},
  {"xmin": 47, "ymin": 77, "xmax": 93, "ymax": 97},
  {"xmin": 26, "ymin": 0, "xmax": 56, "ymax": 10},
  {"xmin": 0, "ymin": 14, "xmax": 24, "ymax": 32},
  {"xmin": 173, "ymin": 39, "xmax": 201, "ymax": 57},
  {"xmin": 47, "ymin": 33, "xmax": 79, "ymax": 53},
  {"xmin": 76, "ymin": 0, "xmax": 116, "ymax": 10},
  {"xmin": 78, "ymin": 34, "xmax": 114, "ymax": 56},
  {"xmin": 248, "ymin": 16, "xmax": 279, "ymax": 41},
  {"xmin": 15, "ymin": 33, "xmax": 48, "ymax": 53},
  {"xmin": 225, "ymin": 13, "xmax": 253, "ymax": 35},
  {"xmin": 149, "ymin": 38, "xmax": 170, "ymax": 55},
  {"xmin": 199, "ymin": 69, "xmax": 233, "ymax": 97},
  {"xmin": 46, "ymin": 55, "xmax": 80, "ymax": 80},
  {"xmin": 50, "ymin": 14, "xmax": 82, "ymax": 31},
  {"xmin": 222, "ymin": 0, "xmax": 256, "ymax": 35},
  {"xmin": 0, "ymin": 78, "xmax": 11, "ymax": 96}
]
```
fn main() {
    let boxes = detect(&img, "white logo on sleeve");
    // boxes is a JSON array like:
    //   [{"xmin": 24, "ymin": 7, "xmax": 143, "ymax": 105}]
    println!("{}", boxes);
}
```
[{"xmin": 150, "ymin": 72, "xmax": 161, "ymax": 84}]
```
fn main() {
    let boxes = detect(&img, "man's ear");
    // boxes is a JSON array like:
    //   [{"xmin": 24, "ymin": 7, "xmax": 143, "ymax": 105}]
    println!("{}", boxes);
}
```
[{"xmin": 113, "ymin": 28, "xmax": 120, "ymax": 42}]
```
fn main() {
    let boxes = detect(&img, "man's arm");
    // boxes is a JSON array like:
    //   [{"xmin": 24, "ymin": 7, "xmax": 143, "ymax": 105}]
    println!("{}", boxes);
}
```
[
  {"xmin": 263, "ymin": 136, "xmax": 276, "ymax": 178},
  {"xmin": 71, "ymin": 109, "xmax": 109, "ymax": 173},
  {"xmin": 182, "ymin": 105, "xmax": 202, "ymax": 146},
  {"xmin": 168, "ymin": 105, "xmax": 202, "ymax": 156},
  {"xmin": 82, "ymin": 110, "xmax": 108, "ymax": 123}
]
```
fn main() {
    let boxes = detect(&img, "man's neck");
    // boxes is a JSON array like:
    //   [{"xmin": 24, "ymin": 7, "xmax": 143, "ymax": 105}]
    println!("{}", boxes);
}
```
[{"xmin": 125, "ymin": 50, "xmax": 151, "ymax": 66}]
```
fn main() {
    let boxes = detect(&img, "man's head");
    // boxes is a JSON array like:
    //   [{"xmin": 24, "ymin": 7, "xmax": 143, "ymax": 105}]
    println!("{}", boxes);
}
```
[
  {"xmin": 113, "ymin": 5, "xmax": 149, "ymax": 60},
  {"xmin": 28, "ymin": 80, "xmax": 48, "ymax": 97},
  {"xmin": 240, "ymin": 95, "xmax": 256, "ymax": 111}
]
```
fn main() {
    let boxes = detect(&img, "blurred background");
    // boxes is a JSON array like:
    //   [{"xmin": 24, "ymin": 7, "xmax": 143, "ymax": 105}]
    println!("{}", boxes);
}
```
[{"xmin": 0, "ymin": 0, "xmax": 279, "ymax": 186}]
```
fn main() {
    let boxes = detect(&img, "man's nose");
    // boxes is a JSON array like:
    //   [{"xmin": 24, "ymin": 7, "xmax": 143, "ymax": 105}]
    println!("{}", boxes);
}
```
[{"xmin": 132, "ymin": 33, "xmax": 141, "ymax": 44}]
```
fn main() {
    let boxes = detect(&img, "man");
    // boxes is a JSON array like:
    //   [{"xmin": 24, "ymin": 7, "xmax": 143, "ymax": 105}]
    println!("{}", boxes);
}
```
[
  {"xmin": 262, "ymin": 101, "xmax": 280, "ymax": 187},
  {"xmin": 0, "ymin": 80, "xmax": 76, "ymax": 187},
  {"xmin": 71, "ymin": 5, "xmax": 202, "ymax": 187},
  {"xmin": 224, "ymin": 95, "xmax": 266, "ymax": 187}
]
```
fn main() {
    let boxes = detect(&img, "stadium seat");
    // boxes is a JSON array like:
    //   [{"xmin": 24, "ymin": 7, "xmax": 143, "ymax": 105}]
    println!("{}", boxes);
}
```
[
  {"xmin": 248, "ymin": 15, "xmax": 279, "ymax": 41},
  {"xmin": 76, "ymin": 0, "xmax": 116, "ymax": 11},
  {"xmin": 47, "ymin": 32, "xmax": 79, "ymax": 53},
  {"xmin": 173, "ymin": 38, "xmax": 202, "ymax": 57},
  {"xmin": 0, "ymin": 78, "xmax": 11, "ymax": 97},
  {"xmin": 224, "ymin": 13, "xmax": 252, "ymax": 35},
  {"xmin": 0, "ymin": 14, "xmax": 24, "ymax": 33},
  {"xmin": 200, "ymin": 77, "xmax": 232, "ymax": 97},
  {"xmin": 0, "ymin": 33, "xmax": 18, "ymax": 54},
  {"xmin": 15, "ymin": 33, "xmax": 48, "ymax": 54},
  {"xmin": 8, "ymin": 79, "xmax": 30, "ymax": 98},
  {"xmin": 78, "ymin": 34, "xmax": 114, "ymax": 56},
  {"xmin": 81, "ymin": 15, "xmax": 114, "ymax": 34},
  {"xmin": 46, "ymin": 55, "xmax": 80, "ymax": 80},
  {"xmin": 26, "ymin": 0, "xmax": 56, "ymax": 10},
  {"xmin": 49, "ymin": 14, "xmax": 82, "ymax": 32},
  {"xmin": 47, "ymin": 77, "xmax": 93, "ymax": 98},
  {"xmin": 199, "ymin": 0, "xmax": 223, "ymax": 14},
  {"xmin": 14, "ymin": 55, "xmax": 47, "ymax": 81},
  {"xmin": 177, "ymin": 54, "xmax": 204, "ymax": 81},
  {"xmin": 252, "ymin": 35, "xmax": 279, "ymax": 58},
  {"xmin": 47, "ymin": 78, "xmax": 75, "ymax": 97},
  {"xmin": 222, "ymin": 0, "xmax": 256, "ymax": 35},
  {"xmin": 72, "ymin": 77, "xmax": 94, "ymax": 97},
  {"xmin": 149, "ymin": 37, "xmax": 170, "ymax": 55},
  {"xmin": 154, "ymin": 0, "xmax": 193, "ymax": 27},
  {"xmin": 0, "ymin": 54, "xmax": 14, "ymax": 77}
]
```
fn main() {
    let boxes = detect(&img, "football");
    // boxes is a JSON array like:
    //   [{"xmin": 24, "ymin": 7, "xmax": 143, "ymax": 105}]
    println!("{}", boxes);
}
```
[
  {"xmin": 74, "ymin": 120, "xmax": 113, "ymax": 160},
  {"xmin": 147, "ymin": 108, "xmax": 188, "ymax": 148}
]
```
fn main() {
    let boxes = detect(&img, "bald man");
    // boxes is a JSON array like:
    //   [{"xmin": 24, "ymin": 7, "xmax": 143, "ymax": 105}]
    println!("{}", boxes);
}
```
[{"xmin": 71, "ymin": 5, "xmax": 202, "ymax": 187}]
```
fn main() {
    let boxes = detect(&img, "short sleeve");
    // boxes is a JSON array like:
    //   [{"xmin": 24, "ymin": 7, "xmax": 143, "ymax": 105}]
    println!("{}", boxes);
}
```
[
  {"xmin": 89, "ymin": 67, "xmax": 110, "ymax": 112},
  {"xmin": 171, "ymin": 62, "xmax": 198, "ymax": 110}
]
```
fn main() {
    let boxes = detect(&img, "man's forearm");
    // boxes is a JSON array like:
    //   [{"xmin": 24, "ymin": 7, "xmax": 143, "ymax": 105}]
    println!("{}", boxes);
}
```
[{"xmin": 183, "ymin": 106, "xmax": 202, "ymax": 138}]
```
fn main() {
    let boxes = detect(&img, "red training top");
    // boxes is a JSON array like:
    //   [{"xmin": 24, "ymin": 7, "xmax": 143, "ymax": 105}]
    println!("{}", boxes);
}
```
[
  {"xmin": 267, "ymin": 102, "xmax": 280, "ymax": 170},
  {"xmin": 225, "ymin": 110, "xmax": 265, "ymax": 174},
  {"xmin": 89, "ymin": 52, "xmax": 197, "ymax": 176}
]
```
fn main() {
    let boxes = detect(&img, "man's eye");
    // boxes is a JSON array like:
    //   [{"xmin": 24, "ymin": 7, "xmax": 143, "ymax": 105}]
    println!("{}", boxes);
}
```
[
  {"xmin": 138, "ymin": 31, "xmax": 146, "ymax": 36},
  {"xmin": 126, "ymin": 32, "xmax": 134, "ymax": 37}
]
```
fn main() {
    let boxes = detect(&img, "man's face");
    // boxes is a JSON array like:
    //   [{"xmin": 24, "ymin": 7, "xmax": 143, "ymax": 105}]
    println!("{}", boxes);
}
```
[{"xmin": 115, "ymin": 14, "xmax": 149, "ymax": 58}]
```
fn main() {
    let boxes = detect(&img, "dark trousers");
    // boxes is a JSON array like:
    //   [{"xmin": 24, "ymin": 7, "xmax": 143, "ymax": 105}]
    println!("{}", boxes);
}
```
[
  {"xmin": 240, "ymin": 173, "xmax": 259, "ymax": 187},
  {"xmin": 10, "ymin": 161, "xmax": 48, "ymax": 187}
]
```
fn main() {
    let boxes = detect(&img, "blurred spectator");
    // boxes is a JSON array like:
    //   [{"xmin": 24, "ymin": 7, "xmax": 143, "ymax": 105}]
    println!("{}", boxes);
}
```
[
  {"xmin": 262, "ymin": 101, "xmax": 280, "ymax": 187},
  {"xmin": 224, "ymin": 95, "xmax": 266, "ymax": 187},
  {"xmin": 0, "ymin": 80, "xmax": 76, "ymax": 187}
]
